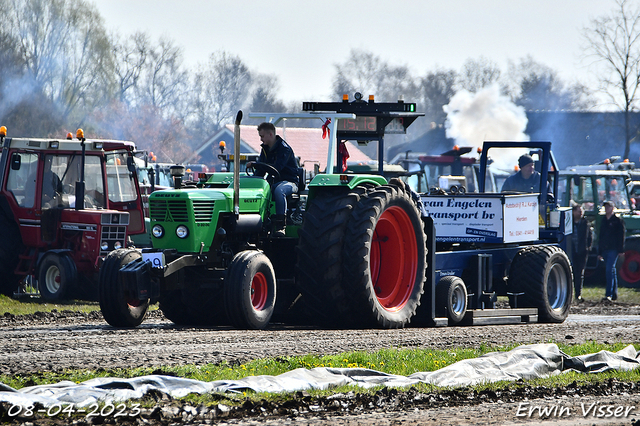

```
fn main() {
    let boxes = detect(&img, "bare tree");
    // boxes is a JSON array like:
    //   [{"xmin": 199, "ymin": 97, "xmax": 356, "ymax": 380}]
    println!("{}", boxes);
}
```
[
  {"xmin": 332, "ymin": 49, "xmax": 416, "ymax": 102},
  {"xmin": 5, "ymin": 0, "xmax": 111, "ymax": 121},
  {"xmin": 459, "ymin": 56, "xmax": 501, "ymax": 93},
  {"xmin": 248, "ymin": 73, "xmax": 286, "ymax": 113},
  {"xmin": 583, "ymin": 0, "xmax": 640, "ymax": 158},
  {"xmin": 110, "ymin": 31, "xmax": 149, "ymax": 104},
  {"xmin": 505, "ymin": 56, "xmax": 594, "ymax": 112},
  {"xmin": 417, "ymin": 68, "xmax": 458, "ymax": 127},
  {"xmin": 135, "ymin": 37, "xmax": 188, "ymax": 118},
  {"xmin": 190, "ymin": 51, "xmax": 252, "ymax": 135}
]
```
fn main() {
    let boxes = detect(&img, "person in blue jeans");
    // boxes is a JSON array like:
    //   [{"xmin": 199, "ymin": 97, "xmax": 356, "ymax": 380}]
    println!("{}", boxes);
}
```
[
  {"xmin": 249, "ymin": 122, "xmax": 300, "ymax": 237},
  {"xmin": 598, "ymin": 201, "xmax": 625, "ymax": 302}
]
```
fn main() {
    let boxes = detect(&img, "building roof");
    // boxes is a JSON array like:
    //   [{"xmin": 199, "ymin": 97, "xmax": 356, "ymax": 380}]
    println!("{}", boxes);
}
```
[{"xmin": 190, "ymin": 125, "xmax": 372, "ymax": 173}]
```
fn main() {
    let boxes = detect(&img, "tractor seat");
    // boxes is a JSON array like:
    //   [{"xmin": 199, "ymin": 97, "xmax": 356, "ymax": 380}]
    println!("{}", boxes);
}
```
[{"xmin": 286, "ymin": 167, "xmax": 306, "ymax": 206}]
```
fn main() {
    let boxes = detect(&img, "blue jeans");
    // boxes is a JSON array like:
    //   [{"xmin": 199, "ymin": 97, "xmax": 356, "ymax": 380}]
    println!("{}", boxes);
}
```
[
  {"xmin": 602, "ymin": 250, "xmax": 619, "ymax": 299},
  {"xmin": 273, "ymin": 181, "xmax": 298, "ymax": 215}
]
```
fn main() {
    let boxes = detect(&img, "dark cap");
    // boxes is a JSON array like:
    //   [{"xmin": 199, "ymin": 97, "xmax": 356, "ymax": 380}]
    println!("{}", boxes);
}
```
[
  {"xmin": 518, "ymin": 154, "xmax": 534, "ymax": 167},
  {"xmin": 603, "ymin": 200, "xmax": 614, "ymax": 207}
]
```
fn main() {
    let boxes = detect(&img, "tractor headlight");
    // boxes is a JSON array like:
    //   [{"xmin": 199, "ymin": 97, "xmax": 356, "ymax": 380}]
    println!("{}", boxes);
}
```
[
  {"xmin": 101, "ymin": 242, "xmax": 109, "ymax": 251},
  {"xmin": 114, "ymin": 241, "xmax": 122, "ymax": 249},
  {"xmin": 176, "ymin": 225, "xmax": 189, "ymax": 239},
  {"xmin": 152, "ymin": 224, "xmax": 164, "ymax": 238}
]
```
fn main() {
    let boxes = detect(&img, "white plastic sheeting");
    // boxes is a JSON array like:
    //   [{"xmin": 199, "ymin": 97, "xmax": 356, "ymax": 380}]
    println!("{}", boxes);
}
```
[{"xmin": 0, "ymin": 343, "xmax": 638, "ymax": 408}]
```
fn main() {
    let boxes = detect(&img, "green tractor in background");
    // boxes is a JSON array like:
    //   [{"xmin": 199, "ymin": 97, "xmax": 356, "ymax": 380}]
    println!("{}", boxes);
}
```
[
  {"xmin": 99, "ymin": 99, "xmax": 428, "ymax": 329},
  {"xmin": 558, "ymin": 167, "xmax": 640, "ymax": 287}
]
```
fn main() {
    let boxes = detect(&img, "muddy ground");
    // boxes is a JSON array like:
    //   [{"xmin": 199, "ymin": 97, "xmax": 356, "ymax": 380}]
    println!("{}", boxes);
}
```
[{"xmin": 0, "ymin": 300, "xmax": 639, "ymax": 425}]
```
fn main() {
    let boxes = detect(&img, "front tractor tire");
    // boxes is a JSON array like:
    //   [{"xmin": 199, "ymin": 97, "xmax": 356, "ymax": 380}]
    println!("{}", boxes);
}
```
[
  {"xmin": 342, "ymin": 184, "xmax": 427, "ymax": 328},
  {"xmin": 99, "ymin": 249, "xmax": 149, "ymax": 328},
  {"xmin": 508, "ymin": 245, "xmax": 573, "ymax": 323},
  {"xmin": 37, "ymin": 252, "xmax": 77, "ymax": 300},
  {"xmin": 224, "ymin": 250, "xmax": 276, "ymax": 330}
]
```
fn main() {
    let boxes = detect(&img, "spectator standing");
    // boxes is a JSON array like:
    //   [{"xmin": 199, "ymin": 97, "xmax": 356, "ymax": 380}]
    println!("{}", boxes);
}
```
[
  {"xmin": 598, "ymin": 201, "xmax": 625, "ymax": 302},
  {"xmin": 571, "ymin": 203, "xmax": 590, "ymax": 302}
]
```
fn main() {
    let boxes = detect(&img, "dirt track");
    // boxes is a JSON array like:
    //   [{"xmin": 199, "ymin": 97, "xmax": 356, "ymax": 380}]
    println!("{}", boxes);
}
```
[{"xmin": 0, "ymin": 302, "xmax": 639, "ymax": 425}]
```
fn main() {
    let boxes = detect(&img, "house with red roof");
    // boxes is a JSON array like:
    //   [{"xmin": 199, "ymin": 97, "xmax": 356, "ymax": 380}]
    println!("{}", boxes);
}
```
[{"xmin": 187, "ymin": 125, "xmax": 372, "ymax": 173}]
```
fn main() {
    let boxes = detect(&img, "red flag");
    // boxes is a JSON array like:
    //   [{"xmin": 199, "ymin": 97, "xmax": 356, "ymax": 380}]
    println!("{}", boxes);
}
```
[
  {"xmin": 339, "ymin": 141, "xmax": 350, "ymax": 172},
  {"xmin": 321, "ymin": 119, "xmax": 331, "ymax": 139}
]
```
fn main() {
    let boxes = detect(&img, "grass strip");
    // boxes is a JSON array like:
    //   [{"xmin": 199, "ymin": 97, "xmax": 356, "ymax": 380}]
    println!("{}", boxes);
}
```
[{"xmin": 1, "ymin": 341, "xmax": 639, "ymax": 407}]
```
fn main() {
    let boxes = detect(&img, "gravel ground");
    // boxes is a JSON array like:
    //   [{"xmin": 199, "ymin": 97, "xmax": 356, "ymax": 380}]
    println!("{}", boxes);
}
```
[{"xmin": 0, "ymin": 301, "xmax": 639, "ymax": 425}]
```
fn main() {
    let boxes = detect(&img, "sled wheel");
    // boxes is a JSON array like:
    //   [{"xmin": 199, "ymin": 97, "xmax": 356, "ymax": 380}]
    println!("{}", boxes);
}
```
[
  {"xmin": 295, "ymin": 186, "xmax": 370, "ymax": 326},
  {"xmin": 0, "ymin": 211, "xmax": 23, "ymax": 296},
  {"xmin": 99, "ymin": 249, "xmax": 149, "ymax": 327},
  {"xmin": 508, "ymin": 245, "xmax": 572, "ymax": 323},
  {"xmin": 618, "ymin": 236, "xmax": 640, "ymax": 287},
  {"xmin": 436, "ymin": 276, "xmax": 468, "ymax": 325},
  {"xmin": 343, "ymin": 184, "xmax": 427, "ymax": 328},
  {"xmin": 37, "ymin": 252, "xmax": 77, "ymax": 300},
  {"xmin": 224, "ymin": 250, "xmax": 276, "ymax": 329}
]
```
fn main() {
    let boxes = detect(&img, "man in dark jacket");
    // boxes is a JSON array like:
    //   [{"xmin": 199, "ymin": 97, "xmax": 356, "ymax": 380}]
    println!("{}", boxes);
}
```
[
  {"xmin": 598, "ymin": 201, "xmax": 625, "ymax": 301},
  {"xmin": 571, "ymin": 202, "xmax": 590, "ymax": 302},
  {"xmin": 501, "ymin": 154, "xmax": 552, "ymax": 196},
  {"xmin": 501, "ymin": 154, "xmax": 540, "ymax": 193},
  {"xmin": 250, "ymin": 122, "xmax": 299, "ymax": 237}
]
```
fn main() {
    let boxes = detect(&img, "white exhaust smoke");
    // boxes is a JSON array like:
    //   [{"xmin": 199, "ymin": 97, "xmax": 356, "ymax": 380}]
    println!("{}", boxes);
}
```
[{"xmin": 443, "ymin": 85, "xmax": 529, "ymax": 170}]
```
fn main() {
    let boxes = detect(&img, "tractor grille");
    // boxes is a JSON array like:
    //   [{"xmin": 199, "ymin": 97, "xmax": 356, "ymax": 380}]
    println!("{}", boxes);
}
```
[
  {"xmin": 192, "ymin": 200, "xmax": 215, "ymax": 222},
  {"xmin": 149, "ymin": 199, "xmax": 189, "ymax": 222},
  {"xmin": 100, "ymin": 225, "xmax": 127, "ymax": 255}
]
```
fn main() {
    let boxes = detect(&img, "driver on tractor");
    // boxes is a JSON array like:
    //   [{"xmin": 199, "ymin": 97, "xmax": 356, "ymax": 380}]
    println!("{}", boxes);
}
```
[{"xmin": 248, "ymin": 122, "xmax": 299, "ymax": 237}]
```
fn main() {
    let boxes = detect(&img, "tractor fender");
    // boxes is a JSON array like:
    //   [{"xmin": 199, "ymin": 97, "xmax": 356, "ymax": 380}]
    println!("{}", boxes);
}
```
[{"xmin": 35, "ymin": 248, "xmax": 73, "ymax": 270}]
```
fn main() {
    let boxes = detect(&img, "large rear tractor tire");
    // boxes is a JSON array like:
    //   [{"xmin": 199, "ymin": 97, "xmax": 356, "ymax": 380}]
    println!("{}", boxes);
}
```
[
  {"xmin": 99, "ymin": 249, "xmax": 149, "ymax": 327},
  {"xmin": 436, "ymin": 276, "xmax": 468, "ymax": 325},
  {"xmin": 0, "ymin": 212, "xmax": 23, "ymax": 296},
  {"xmin": 295, "ymin": 187, "xmax": 368, "ymax": 326},
  {"xmin": 342, "ymin": 184, "xmax": 427, "ymax": 328},
  {"xmin": 617, "ymin": 236, "xmax": 640, "ymax": 287},
  {"xmin": 508, "ymin": 245, "xmax": 573, "ymax": 323},
  {"xmin": 37, "ymin": 252, "xmax": 77, "ymax": 300},
  {"xmin": 224, "ymin": 250, "xmax": 276, "ymax": 330}
]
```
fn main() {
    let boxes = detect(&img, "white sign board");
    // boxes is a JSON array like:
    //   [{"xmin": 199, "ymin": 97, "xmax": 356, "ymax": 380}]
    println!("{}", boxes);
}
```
[
  {"xmin": 502, "ymin": 195, "xmax": 539, "ymax": 243},
  {"xmin": 420, "ymin": 194, "xmax": 539, "ymax": 243}
]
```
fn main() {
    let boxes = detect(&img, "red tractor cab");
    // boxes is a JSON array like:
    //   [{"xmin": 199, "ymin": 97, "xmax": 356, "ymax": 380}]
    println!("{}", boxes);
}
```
[{"xmin": 0, "ymin": 127, "xmax": 145, "ymax": 300}]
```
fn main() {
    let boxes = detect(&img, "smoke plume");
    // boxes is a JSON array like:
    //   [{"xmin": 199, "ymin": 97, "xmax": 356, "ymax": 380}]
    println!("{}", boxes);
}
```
[{"xmin": 444, "ymin": 85, "xmax": 529, "ymax": 170}]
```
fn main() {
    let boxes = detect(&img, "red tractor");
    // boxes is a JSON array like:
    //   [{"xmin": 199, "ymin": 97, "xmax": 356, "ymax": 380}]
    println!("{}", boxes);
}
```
[{"xmin": 0, "ymin": 127, "xmax": 145, "ymax": 300}]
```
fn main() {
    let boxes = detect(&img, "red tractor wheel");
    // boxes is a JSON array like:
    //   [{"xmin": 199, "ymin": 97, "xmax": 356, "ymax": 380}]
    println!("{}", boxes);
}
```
[
  {"xmin": 37, "ymin": 252, "xmax": 77, "ymax": 300},
  {"xmin": 617, "ymin": 236, "xmax": 640, "ymax": 287},
  {"xmin": 224, "ymin": 250, "xmax": 276, "ymax": 329},
  {"xmin": 342, "ymin": 185, "xmax": 427, "ymax": 328}
]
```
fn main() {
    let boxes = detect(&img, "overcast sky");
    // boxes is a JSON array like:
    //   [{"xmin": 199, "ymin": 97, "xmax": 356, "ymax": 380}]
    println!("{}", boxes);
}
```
[{"xmin": 93, "ymin": 0, "xmax": 617, "ymax": 105}]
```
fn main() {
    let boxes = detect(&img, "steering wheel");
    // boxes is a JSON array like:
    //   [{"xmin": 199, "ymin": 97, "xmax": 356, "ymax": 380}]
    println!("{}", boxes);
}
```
[{"xmin": 246, "ymin": 162, "xmax": 280, "ymax": 184}]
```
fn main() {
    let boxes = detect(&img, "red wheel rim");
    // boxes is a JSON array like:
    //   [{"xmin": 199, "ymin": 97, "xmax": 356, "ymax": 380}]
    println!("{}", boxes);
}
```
[
  {"xmin": 369, "ymin": 206, "xmax": 418, "ymax": 311},
  {"xmin": 127, "ymin": 298, "xmax": 142, "ymax": 308},
  {"xmin": 620, "ymin": 249, "xmax": 640, "ymax": 283},
  {"xmin": 251, "ymin": 272, "xmax": 268, "ymax": 310}
]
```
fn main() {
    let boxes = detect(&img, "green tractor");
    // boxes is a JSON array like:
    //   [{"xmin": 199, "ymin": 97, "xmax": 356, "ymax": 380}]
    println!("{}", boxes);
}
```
[
  {"xmin": 99, "ymin": 101, "xmax": 427, "ymax": 329},
  {"xmin": 558, "ymin": 167, "xmax": 640, "ymax": 286}
]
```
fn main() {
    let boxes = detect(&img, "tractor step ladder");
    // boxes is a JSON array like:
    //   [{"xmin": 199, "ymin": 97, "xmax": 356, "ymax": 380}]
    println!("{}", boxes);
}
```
[{"xmin": 15, "ymin": 248, "xmax": 37, "ymax": 276}]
